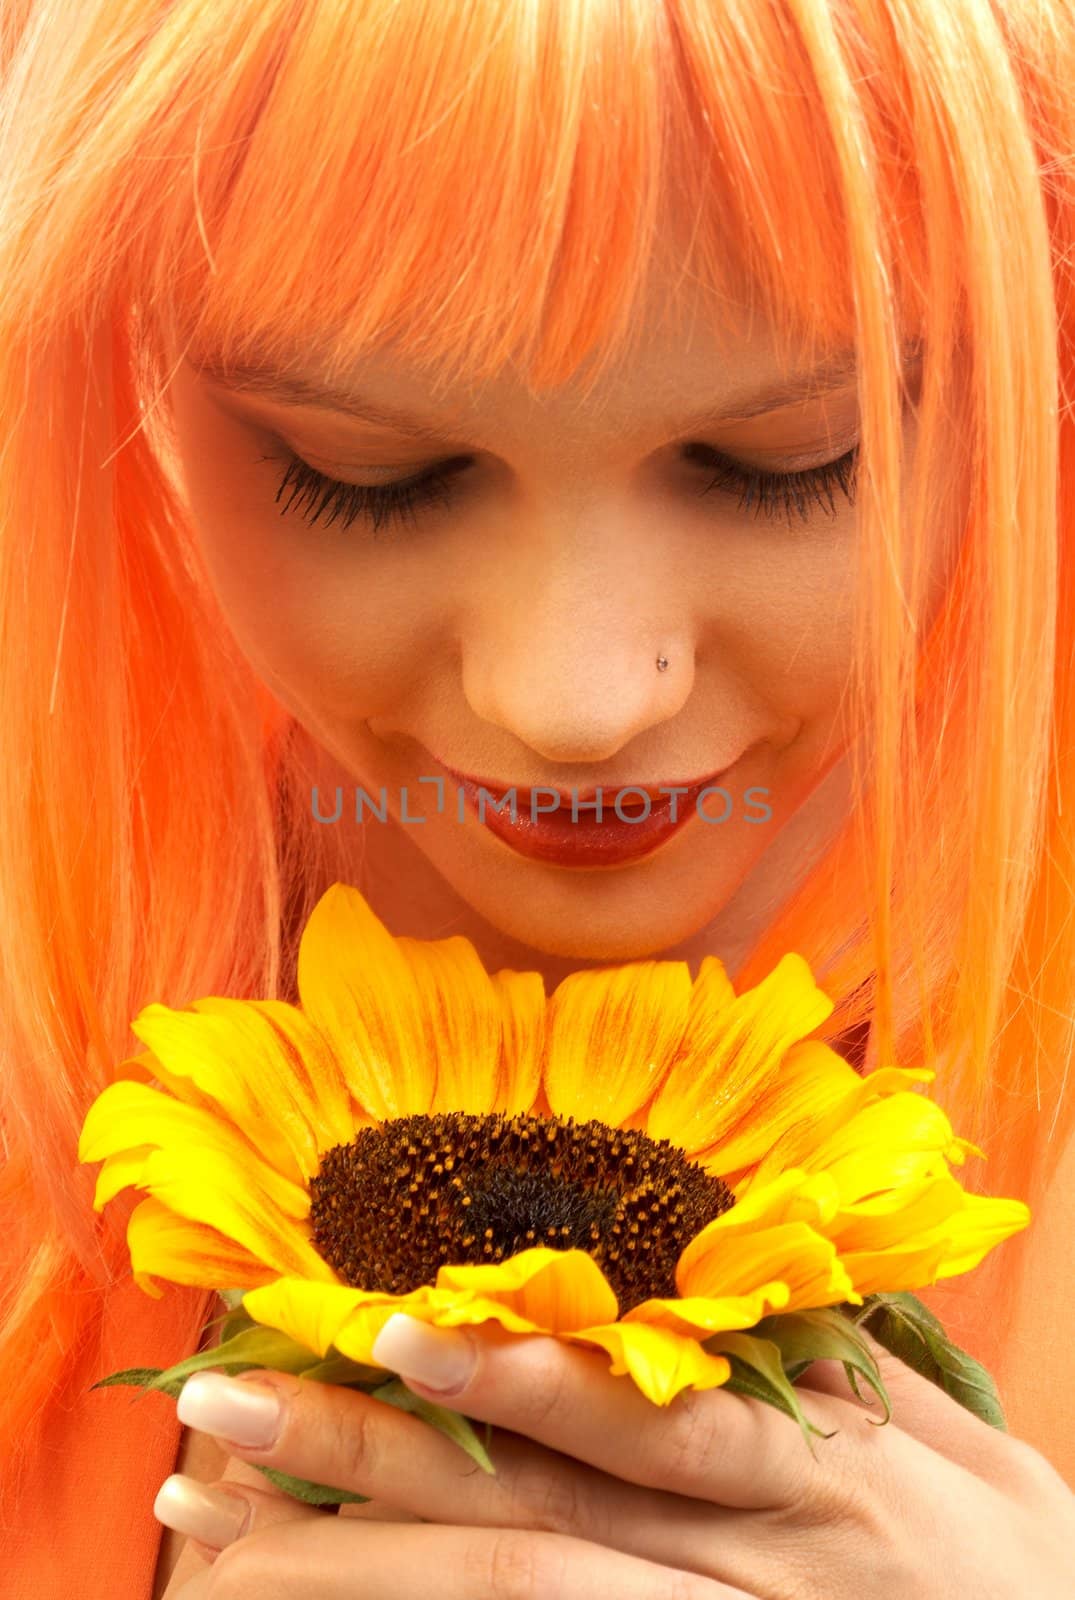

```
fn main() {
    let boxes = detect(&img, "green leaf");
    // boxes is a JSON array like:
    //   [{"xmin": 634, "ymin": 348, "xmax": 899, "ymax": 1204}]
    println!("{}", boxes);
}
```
[
  {"xmin": 702, "ymin": 1331, "xmax": 838, "ymax": 1457},
  {"xmin": 371, "ymin": 1379, "xmax": 496, "ymax": 1475},
  {"xmin": 301, "ymin": 1353, "xmax": 389, "ymax": 1386},
  {"xmin": 217, "ymin": 1288, "xmax": 248, "ymax": 1311},
  {"xmin": 146, "ymin": 1325, "xmax": 324, "ymax": 1395},
  {"xmin": 752, "ymin": 1307, "xmax": 892, "ymax": 1425},
  {"xmin": 194, "ymin": 1304, "xmax": 259, "ymax": 1349},
  {"xmin": 91, "ymin": 1366, "xmax": 184, "ymax": 1399},
  {"xmin": 90, "ymin": 1325, "xmax": 322, "ymax": 1399},
  {"xmin": 218, "ymin": 1305, "xmax": 259, "ymax": 1344},
  {"xmin": 92, "ymin": 1331, "xmax": 393, "ymax": 1411},
  {"xmin": 251, "ymin": 1465, "xmax": 370, "ymax": 1507},
  {"xmin": 844, "ymin": 1291, "xmax": 1008, "ymax": 1431}
]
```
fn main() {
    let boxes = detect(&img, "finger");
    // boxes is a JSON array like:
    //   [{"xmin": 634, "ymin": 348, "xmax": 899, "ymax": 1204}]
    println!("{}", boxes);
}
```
[
  {"xmin": 174, "ymin": 1366, "xmax": 732, "ymax": 1573},
  {"xmin": 793, "ymin": 1325, "xmax": 1015, "ymax": 1487},
  {"xmin": 154, "ymin": 1473, "xmax": 325, "ymax": 1563},
  {"xmin": 201, "ymin": 1516, "xmax": 756, "ymax": 1600},
  {"xmin": 159, "ymin": 1453, "xmax": 423, "ymax": 1599},
  {"xmin": 337, "ymin": 1499, "xmax": 424, "ymax": 1523},
  {"xmin": 155, "ymin": 1472, "xmax": 324, "ymax": 1550},
  {"xmin": 367, "ymin": 1313, "xmax": 868, "ymax": 1511},
  {"xmin": 173, "ymin": 1571, "xmax": 212, "ymax": 1599},
  {"xmin": 212, "ymin": 1451, "xmax": 417, "ymax": 1520}
]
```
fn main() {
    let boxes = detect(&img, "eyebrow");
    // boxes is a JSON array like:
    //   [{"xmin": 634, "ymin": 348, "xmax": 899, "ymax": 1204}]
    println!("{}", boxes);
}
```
[{"xmin": 191, "ymin": 347, "xmax": 887, "ymax": 441}]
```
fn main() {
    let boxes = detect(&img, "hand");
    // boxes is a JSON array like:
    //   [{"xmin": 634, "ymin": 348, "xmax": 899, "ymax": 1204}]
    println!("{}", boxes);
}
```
[{"xmin": 161, "ymin": 1318, "xmax": 1075, "ymax": 1598}]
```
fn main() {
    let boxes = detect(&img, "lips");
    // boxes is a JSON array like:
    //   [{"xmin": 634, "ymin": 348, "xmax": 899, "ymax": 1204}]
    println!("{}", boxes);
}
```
[
  {"xmin": 428, "ymin": 756, "xmax": 734, "ymax": 869},
  {"xmin": 434, "ymin": 761, "xmax": 730, "ymax": 808}
]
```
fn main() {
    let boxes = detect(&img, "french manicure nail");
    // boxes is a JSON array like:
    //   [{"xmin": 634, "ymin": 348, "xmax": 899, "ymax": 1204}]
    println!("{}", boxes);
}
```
[
  {"xmin": 153, "ymin": 1474, "xmax": 250, "ymax": 1548},
  {"xmin": 370, "ymin": 1313, "xmax": 477, "ymax": 1395},
  {"xmin": 177, "ymin": 1371, "xmax": 284, "ymax": 1448}
]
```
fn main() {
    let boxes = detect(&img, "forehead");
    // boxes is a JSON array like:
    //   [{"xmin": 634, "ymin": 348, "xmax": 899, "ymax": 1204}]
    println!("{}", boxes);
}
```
[{"xmin": 185, "ymin": 274, "xmax": 863, "ymax": 450}]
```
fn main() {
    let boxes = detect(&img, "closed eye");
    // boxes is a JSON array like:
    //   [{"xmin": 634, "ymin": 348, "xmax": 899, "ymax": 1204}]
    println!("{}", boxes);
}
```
[{"xmin": 256, "ymin": 441, "xmax": 860, "ymax": 538}]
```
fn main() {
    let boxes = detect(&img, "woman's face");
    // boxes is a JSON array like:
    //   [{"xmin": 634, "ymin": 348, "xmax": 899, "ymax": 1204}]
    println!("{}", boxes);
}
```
[{"xmin": 162, "ymin": 275, "xmax": 930, "ymax": 968}]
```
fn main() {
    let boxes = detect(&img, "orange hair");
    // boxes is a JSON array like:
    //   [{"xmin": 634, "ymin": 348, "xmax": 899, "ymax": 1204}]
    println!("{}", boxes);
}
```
[{"xmin": 1, "ymin": 0, "xmax": 1073, "ymax": 1513}]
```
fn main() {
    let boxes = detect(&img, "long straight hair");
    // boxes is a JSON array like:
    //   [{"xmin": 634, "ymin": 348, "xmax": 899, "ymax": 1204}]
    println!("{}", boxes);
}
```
[{"xmin": 1, "ymin": 0, "xmax": 1073, "ymax": 1505}]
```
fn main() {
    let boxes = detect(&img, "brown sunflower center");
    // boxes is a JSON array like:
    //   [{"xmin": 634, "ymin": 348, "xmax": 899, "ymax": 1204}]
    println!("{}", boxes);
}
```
[{"xmin": 308, "ymin": 1112, "xmax": 735, "ymax": 1314}]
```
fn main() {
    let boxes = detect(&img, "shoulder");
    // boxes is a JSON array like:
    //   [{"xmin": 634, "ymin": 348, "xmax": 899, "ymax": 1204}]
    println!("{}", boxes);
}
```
[{"xmin": 993, "ymin": 1123, "xmax": 1075, "ymax": 1488}]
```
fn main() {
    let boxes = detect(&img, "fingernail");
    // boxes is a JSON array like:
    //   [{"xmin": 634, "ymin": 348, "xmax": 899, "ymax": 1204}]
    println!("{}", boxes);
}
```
[
  {"xmin": 177, "ymin": 1371, "xmax": 284, "ymax": 1448},
  {"xmin": 370, "ymin": 1313, "xmax": 477, "ymax": 1395},
  {"xmin": 153, "ymin": 1474, "xmax": 251, "ymax": 1548}
]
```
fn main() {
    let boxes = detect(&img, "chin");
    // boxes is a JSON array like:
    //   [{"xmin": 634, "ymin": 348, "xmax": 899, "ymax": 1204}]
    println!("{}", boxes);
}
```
[
  {"xmin": 499, "ymin": 917, "xmax": 680, "ymax": 963},
  {"xmin": 405, "ymin": 829, "xmax": 753, "ymax": 967},
  {"xmin": 451, "ymin": 874, "xmax": 723, "ymax": 965}
]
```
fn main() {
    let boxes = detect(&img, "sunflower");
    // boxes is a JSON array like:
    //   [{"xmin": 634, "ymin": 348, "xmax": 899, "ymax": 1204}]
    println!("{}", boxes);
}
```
[{"xmin": 78, "ymin": 883, "xmax": 1029, "ymax": 1408}]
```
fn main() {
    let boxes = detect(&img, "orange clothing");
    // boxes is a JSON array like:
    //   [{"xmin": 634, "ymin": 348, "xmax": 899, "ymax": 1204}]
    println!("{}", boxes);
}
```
[{"xmin": 2, "ymin": 1278, "xmax": 215, "ymax": 1600}]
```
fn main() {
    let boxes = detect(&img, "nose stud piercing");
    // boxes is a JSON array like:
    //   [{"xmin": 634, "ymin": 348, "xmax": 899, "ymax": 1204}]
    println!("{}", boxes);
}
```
[{"xmin": 656, "ymin": 654, "xmax": 669, "ymax": 672}]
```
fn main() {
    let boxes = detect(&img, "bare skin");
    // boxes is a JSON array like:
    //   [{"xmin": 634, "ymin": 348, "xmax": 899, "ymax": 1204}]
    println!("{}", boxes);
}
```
[{"xmin": 159, "ymin": 257, "xmax": 940, "ymax": 988}]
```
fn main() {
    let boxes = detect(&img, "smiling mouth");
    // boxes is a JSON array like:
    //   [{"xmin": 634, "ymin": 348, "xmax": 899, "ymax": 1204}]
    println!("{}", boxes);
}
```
[
  {"xmin": 422, "ymin": 753, "xmax": 739, "ymax": 869},
  {"xmin": 430, "ymin": 760, "xmax": 734, "ymax": 810}
]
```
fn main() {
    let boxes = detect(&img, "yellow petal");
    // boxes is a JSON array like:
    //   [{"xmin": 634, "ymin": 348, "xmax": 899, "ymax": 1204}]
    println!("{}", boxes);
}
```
[
  {"xmin": 243, "ymin": 1276, "xmax": 387, "ymax": 1357},
  {"xmin": 739, "ymin": 1068, "xmax": 940, "ymax": 1196},
  {"xmin": 249, "ymin": 1280, "xmax": 563, "ymax": 1369},
  {"xmin": 412, "ymin": 935, "xmax": 502, "ymax": 1114},
  {"xmin": 837, "ymin": 1242, "xmax": 953, "ymax": 1293},
  {"xmin": 490, "ymin": 969, "xmax": 547, "ymax": 1116},
  {"xmin": 78, "ymin": 1079, "xmax": 210, "ymax": 1164},
  {"xmin": 929, "ymin": 1194, "xmax": 1031, "ymax": 1275},
  {"xmin": 814, "ymin": 1145, "xmax": 952, "ymax": 1200},
  {"xmin": 79, "ymin": 1080, "xmax": 311, "ymax": 1216},
  {"xmin": 645, "ymin": 955, "xmax": 836, "ymax": 1155},
  {"xmin": 566, "ymin": 1321, "xmax": 733, "ymax": 1405},
  {"xmin": 808, "ymin": 1081, "xmax": 956, "ymax": 1164},
  {"xmin": 840, "ymin": 1193, "xmax": 1031, "ymax": 1295},
  {"xmin": 690, "ymin": 1167, "xmax": 843, "ymax": 1244},
  {"xmin": 824, "ymin": 1171, "xmax": 970, "ymax": 1251},
  {"xmin": 297, "ymin": 883, "xmax": 501, "ymax": 1119},
  {"xmin": 674, "ymin": 1168, "xmax": 851, "ymax": 1305},
  {"xmin": 435, "ymin": 1247, "xmax": 619, "ymax": 1330},
  {"xmin": 128, "ymin": 1145, "xmax": 334, "ymax": 1281},
  {"xmin": 252, "ymin": 1264, "xmax": 624, "ymax": 1371},
  {"xmin": 127, "ymin": 999, "xmax": 335, "ymax": 1185},
  {"xmin": 247, "ymin": 998, "xmax": 361, "ymax": 1155},
  {"xmin": 677, "ymin": 1218, "xmax": 856, "ymax": 1311},
  {"xmin": 543, "ymin": 962, "xmax": 693, "ymax": 1124},
  {"xmin": 692, "ymin": 1041, "xmax": 885, "ymax": 1181},
  {"xmin": 770, "ymin": 1090, "xmax": 966, "ymax": 1202},
  {"xmin": 323, "ymin": 1280, "xmax": 602, "ymax": 1366},
  {"xmin": 112, "ymin": 1045, "xmax": 221, "ymax": 1115},
  {"xmin": 93, "ymin": 1146, "xmax": 156, "ymax": 1210},
  {"xmin": 128, "ymin": 1197, "xmax": 279, "ymax": 1297},
  {"xmin": 331, "ymin": 1289, "xmax": 463, "ymax": 1364},
  {"xmin": 623, "ymin": 1283, "xmax": 794, "ymax": 1337}
]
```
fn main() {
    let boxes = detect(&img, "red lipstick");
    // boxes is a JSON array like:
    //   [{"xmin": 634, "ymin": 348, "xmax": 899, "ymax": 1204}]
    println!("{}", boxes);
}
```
[{"xmin": 430, "ymin": 757, "xmax": 734, "ymax": 869}]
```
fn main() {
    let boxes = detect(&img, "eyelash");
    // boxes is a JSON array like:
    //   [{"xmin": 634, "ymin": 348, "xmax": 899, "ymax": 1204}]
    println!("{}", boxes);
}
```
[{"xmin": 257, "ymin": 442, "xmax": 860, "ymax": 537}]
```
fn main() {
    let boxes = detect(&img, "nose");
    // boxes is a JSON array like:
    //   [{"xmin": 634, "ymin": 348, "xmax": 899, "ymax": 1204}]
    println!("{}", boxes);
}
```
[{"xmin": 460, "ymin": 550, "xmax": 695, "ymax": 764}]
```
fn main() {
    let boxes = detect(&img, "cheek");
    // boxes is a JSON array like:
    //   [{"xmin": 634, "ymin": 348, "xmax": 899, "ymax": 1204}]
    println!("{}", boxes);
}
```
[
  {"xmin": 168, "ymin": 391, "xmax": 445, "ymax": 719},
  {"xmin": 201, "ymin": 537, "xmax": 440, "ymax": 719},
  {"xmin": 702, "ymin": 527, "xmax": 859, "ymax": 723}
]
